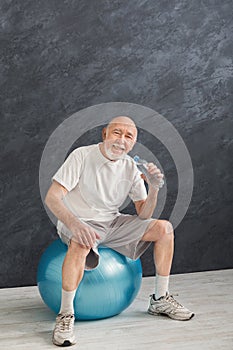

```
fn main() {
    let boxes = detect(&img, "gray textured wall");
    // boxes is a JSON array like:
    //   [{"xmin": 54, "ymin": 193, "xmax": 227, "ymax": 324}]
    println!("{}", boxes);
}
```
[{"xmin": 1, "ymin": 0, "xmax": 233, "ymax": 288}]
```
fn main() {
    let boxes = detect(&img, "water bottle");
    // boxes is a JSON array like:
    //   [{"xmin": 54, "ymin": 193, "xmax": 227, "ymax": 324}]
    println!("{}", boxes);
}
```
[{"xmin": 133, "ymin": 155, "xmax": 164, "ymax": 189}]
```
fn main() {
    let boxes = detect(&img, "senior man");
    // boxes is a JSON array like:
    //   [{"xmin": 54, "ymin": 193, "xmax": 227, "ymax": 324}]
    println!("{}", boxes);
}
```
[{"xmin": 45, "ymin": 116, "xmax": 194, "ymax": 347}]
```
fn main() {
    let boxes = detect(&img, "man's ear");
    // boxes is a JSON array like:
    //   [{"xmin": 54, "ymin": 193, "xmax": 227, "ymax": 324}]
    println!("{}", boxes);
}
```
[{"xmin": 102, "ymin": 127, "xmax": 107, "ymax": 140}]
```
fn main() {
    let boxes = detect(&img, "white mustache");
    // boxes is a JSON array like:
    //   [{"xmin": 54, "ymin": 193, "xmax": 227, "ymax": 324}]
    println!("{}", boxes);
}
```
[{"xmin": 112, "ymin": 143, "xmax": 126, "ymax": 150}]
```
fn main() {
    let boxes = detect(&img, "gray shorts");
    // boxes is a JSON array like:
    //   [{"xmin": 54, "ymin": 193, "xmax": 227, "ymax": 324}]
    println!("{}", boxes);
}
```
[{"xmin": 57, "ymin": 214, "xmax": 154, "ymax": 270}]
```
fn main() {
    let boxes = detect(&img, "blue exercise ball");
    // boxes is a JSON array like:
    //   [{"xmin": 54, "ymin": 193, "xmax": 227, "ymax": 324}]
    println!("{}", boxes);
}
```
[{"xmin": 37, "ymin": 239, "xmax": 142, "ymax": 320}]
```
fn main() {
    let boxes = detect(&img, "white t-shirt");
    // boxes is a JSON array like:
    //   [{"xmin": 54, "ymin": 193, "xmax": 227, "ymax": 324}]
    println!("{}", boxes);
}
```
[{"xmin": 52, "ymin": 143, "xmax": 147, "ymax": 228}]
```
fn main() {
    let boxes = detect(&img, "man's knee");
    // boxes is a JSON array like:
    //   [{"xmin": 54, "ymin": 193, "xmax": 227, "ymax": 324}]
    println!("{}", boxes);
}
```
[
  {"xmin": 164, "ymin": 220, "xmax": 174, "ymax": 235},
  {"xmin": 152, "ymin": 219, "xmax": 174, "ymax": 239},
  {"xmin": 68, "ymin": 240, "xmax": 91, "ymax": 259}
]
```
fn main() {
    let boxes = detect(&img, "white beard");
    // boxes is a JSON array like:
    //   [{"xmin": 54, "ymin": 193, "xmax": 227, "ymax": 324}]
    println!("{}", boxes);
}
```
[{"xmin": 103, "ymin": 141, "xmax": 127, "ymax": 161}]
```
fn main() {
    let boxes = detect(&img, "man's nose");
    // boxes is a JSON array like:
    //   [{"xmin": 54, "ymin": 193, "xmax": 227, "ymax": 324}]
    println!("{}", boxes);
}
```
[{"xmin": 117, "ymin": 135, "xmax": 127, "ymax": 144}]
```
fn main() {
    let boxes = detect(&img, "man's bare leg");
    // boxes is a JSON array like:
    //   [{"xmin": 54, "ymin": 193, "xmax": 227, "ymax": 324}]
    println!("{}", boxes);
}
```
[
  {"xmin": 53, "ymin": 241, "xmax": 90, "ymax": 347},
  {"xmin": 141, "ymin": 219, "xmax": 174, "ymax": 277},
  {"xmin": 141, "ymin": 219, "xmax": 194, "ymax": 320},
  {"xmin": 62, "ymin": 240, "xmax": 90, "ymax": 291}
]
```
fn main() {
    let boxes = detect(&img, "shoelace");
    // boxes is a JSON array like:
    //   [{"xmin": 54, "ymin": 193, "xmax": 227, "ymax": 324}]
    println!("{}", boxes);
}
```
[
  {"xmin": 57, "ymin": 314, "xmax": 74, "ymax": 331},
  {"xmin": 164, "ymin": 294, "xmax": 183, "ymax": 308}
]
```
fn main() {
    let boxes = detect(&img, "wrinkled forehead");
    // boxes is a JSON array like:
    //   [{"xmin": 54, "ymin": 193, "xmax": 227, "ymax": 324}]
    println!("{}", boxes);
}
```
[{"xmin": 107, "ymin": 122, "xmax": 138, "ymax": 137}]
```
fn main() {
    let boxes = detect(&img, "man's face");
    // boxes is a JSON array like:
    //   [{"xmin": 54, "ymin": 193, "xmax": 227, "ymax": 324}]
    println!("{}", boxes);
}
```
[{"xmin": 103, "ymin": 122, "xmax": 137, "ymax": 160}]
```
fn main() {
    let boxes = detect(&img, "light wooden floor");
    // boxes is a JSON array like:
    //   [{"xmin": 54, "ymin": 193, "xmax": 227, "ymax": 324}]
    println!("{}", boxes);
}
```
[{"xmin": 0, "ymin": 269, "xmax": 233, "ymax": 350}]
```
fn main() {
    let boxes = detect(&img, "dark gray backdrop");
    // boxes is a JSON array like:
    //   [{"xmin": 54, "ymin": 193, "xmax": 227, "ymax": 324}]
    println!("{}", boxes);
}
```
[{"xmin": 1, "ymin": 0, "xmax": 233, "ymax": 288}]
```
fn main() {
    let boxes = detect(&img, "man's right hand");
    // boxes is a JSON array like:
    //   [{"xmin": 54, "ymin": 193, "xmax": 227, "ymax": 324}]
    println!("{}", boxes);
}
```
[{"xmin": 69, "ymin": 219, "xmax": 101, "ymax": 249}]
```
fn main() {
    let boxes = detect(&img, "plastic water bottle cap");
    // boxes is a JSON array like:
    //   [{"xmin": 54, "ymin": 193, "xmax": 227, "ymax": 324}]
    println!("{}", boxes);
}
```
[{"xmin": 133, "ymin": 155, "xmax": 140, "ymax": 163}]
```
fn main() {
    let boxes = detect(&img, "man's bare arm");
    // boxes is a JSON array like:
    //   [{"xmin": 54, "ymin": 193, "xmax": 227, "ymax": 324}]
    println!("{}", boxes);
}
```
[
  {"xmin": 134, "ymin": 187, "xmax": 159, "ymax": 219},
  {"xmin": 45, "ymin": 180, "xmax": 100, "ymax": 247},
  {"xmin": 134, "ymin": 162, "xmax": 164, "ymax": 220},
  {"xmin": 45, "ymin": 180, "xmax": 78, "ymax": 231}
]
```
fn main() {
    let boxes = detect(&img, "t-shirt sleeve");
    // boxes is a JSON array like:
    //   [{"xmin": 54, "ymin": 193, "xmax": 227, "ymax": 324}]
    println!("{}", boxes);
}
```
[
  {"xmin": 52, "ymin": 149, "xmax": 83, "ymax": 192},
  {"xmin": 128, "ymin": 169, "xmax": 148, "ymax": 202}
]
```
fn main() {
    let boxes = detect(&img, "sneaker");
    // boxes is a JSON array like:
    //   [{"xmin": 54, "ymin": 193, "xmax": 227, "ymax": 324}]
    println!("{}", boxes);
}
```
[
  {"xmin": 148, "ymin": 293, "xmax": 194, "ymax": 321},
  {"xmin": 52, "ymin": 313, "xmax": 76, "ymax": 347}
]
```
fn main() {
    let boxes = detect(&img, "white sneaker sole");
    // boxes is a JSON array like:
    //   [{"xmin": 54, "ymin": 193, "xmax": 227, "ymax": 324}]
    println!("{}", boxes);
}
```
[
  {"xmin": 52, "ymin": 332, "xmax": 77, "ymax": 347},
  {"xmin": 148, "ymin": 308, "xmax": 195, "ymax": 321},
  {"xmin": 53, "ymin": 339, "xmax": 77, "ymax": 347}
]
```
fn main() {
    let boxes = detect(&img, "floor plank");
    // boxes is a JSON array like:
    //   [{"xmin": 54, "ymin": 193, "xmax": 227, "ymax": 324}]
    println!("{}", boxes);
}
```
[{"xmin": 0, "ymin": 269, "xmax": 233, "ymax": 349}]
